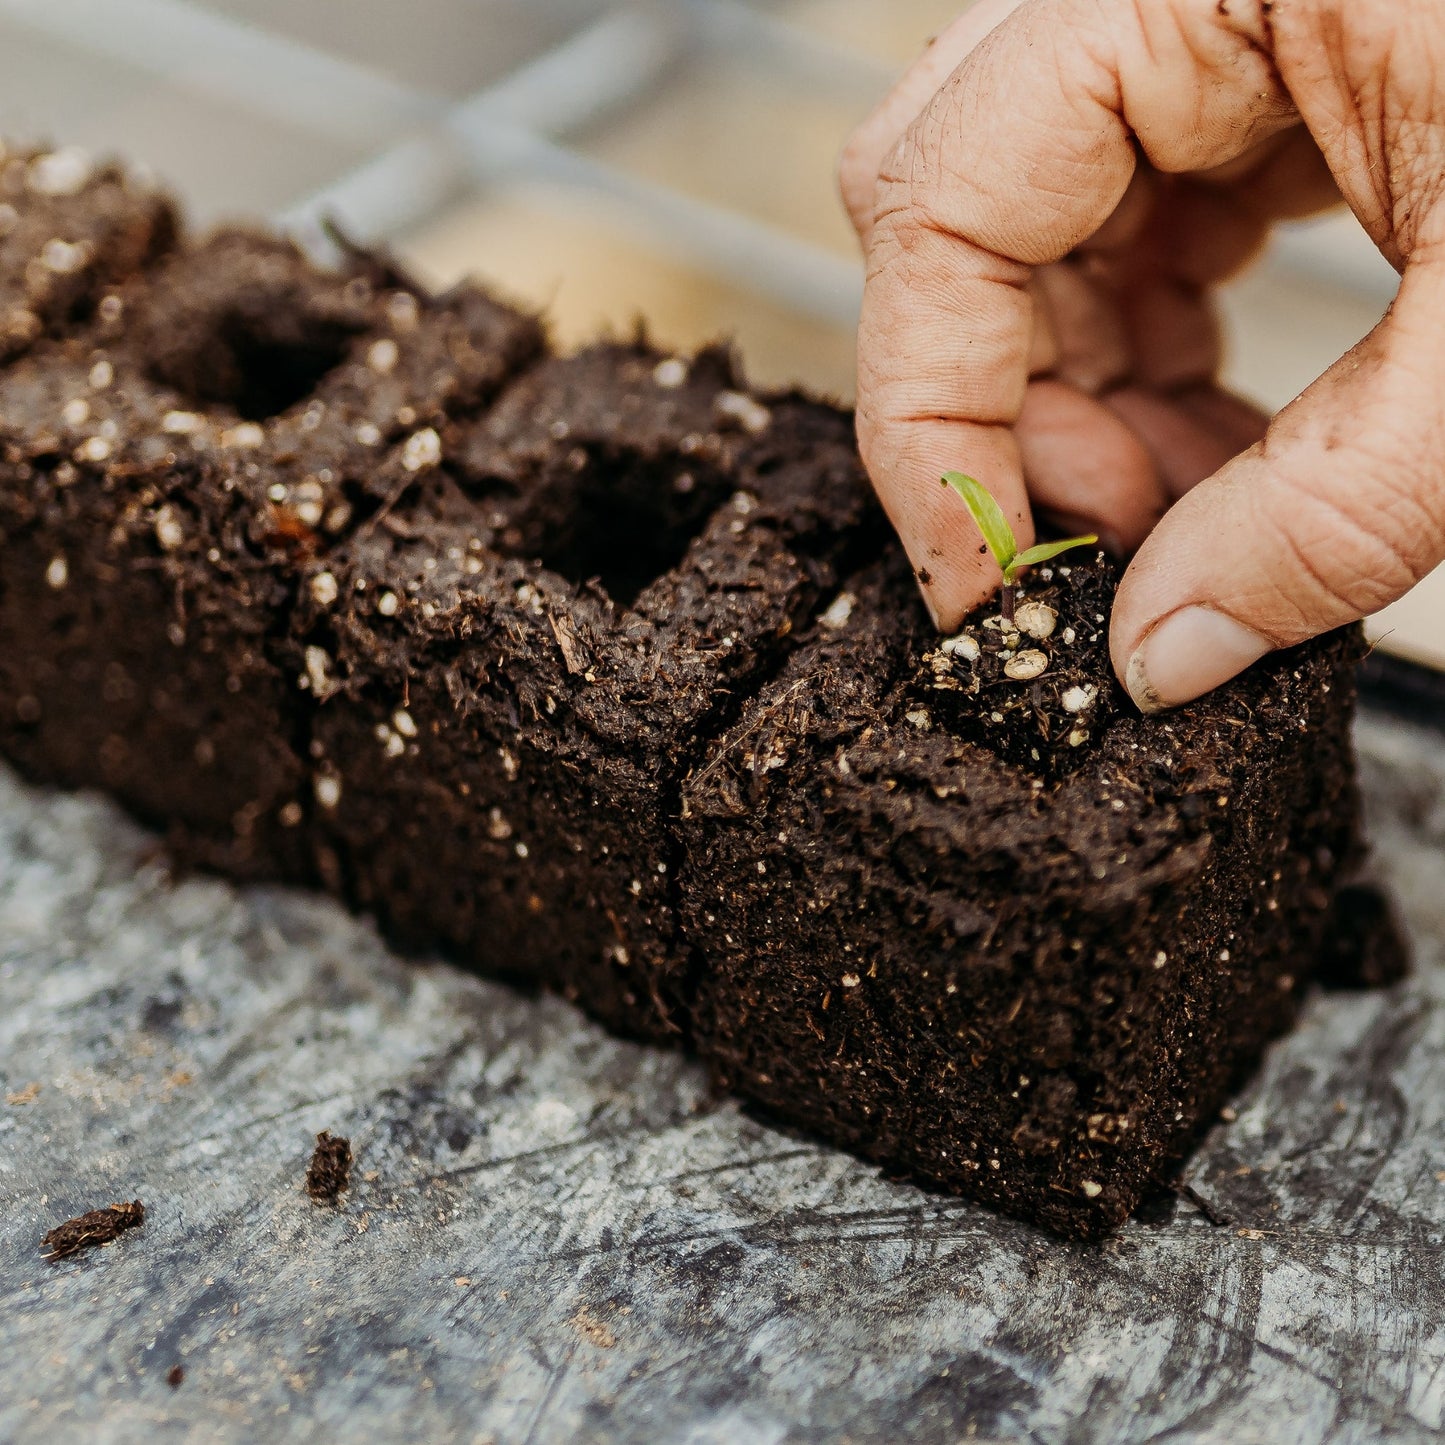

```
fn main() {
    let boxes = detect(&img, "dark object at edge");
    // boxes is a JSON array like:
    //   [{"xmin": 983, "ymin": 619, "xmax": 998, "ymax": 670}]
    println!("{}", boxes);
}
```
[{"xmin": 1360, "ymin": 650, "xmax": 1445, "ymax": 734}]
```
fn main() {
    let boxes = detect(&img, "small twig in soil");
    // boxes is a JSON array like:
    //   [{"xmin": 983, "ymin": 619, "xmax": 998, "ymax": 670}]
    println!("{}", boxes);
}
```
[
  {"xmin": 687, "ymin": 676, "xmax": 811, "ymax": 792},
  {"xmin": 305, "ymin": 1130, "xmax": 354, "ymax": 1202},
  {"xmin": 320, "ymin": 215, "xmax": 432, "ymax": 298},
  {"xmin": 40, "ymin": 1199, "xmax": 145, "ymax": 1261},
  {"xmin": 1174, "ymin": 1181, "xmax": 1232, "ymax": 1228}
]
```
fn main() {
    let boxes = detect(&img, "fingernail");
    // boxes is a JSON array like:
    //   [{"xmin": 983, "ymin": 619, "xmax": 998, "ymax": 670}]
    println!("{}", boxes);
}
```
[{"xmin": 1125, "ymin": 607, "xmax": 1272, "ymax": 714}]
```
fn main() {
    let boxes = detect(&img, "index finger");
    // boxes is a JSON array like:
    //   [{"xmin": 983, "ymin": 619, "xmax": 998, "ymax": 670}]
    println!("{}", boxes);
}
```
[
  {"xmin": 839, "ymin": 0, "xmax": 1029, "ymax": 244},
  {"xmin": 857, "ymin": 0, "xmax": 1297, "ymax": 630}
]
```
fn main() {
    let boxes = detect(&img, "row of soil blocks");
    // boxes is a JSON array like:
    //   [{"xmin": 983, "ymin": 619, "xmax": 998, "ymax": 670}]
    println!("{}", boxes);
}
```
[{"xmin": 0, "ymin": 148, "xmax": 1374, "ymax": 1236}]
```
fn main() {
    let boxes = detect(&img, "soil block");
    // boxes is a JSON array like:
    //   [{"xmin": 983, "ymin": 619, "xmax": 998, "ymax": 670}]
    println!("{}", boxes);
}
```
[
  {"xmin": 679, "ymin": 555, "xmax": 1366, "ymax": 1237},
  {"xmin": 0, "ymin": 150, "xmax": 1384, "ymax": 1237},
  {"xmin": 0, "ymin": 178, "xmax": 542, "ymax": 879},
  {"xmin": 296, "ymin": 343, "xmax": 872, "ymax": 1038}
]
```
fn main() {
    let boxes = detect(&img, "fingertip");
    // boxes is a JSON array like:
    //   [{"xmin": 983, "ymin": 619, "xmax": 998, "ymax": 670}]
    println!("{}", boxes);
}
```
[
  {"xmin": 858, "ymin": 408, "xmax": 1031, "ymax": 635},
  {"xmin": 913, "ymin": 568, "xmax": 943, "ymax": 630},
  {"xmin": 1171, "ymin": 383, "xmax": 1271, "ymax": 453},
  {"xmin": 906, "ymin": 480, "xmax": 1012, "ymax": 633},
  {"xmin": 915, "ymin": 439, "xmax": 1033, "ymax": 633}
]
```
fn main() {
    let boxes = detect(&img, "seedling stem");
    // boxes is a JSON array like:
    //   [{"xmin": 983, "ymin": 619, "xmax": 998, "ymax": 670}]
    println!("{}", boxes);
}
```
[{"xmin": 941, "ymin": 472, "xmax": 1097, "ymax": 625}]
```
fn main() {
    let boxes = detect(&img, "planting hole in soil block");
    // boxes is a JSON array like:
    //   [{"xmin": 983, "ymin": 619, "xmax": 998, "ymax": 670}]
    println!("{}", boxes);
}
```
[
  {"xmin": 0, "ymin": 148, "xmax": 1396, "ymax": 1238},
  {"xmin": 295, "ymin": 341, "xmax": 873, "ymax": 1039},
  {"xmin": 0, "ymin": 202, "xmax": 544, "ymax": 882},
  {"xmin": 457, "ymin": 344, "xmax": 748, "ymax": 605}
]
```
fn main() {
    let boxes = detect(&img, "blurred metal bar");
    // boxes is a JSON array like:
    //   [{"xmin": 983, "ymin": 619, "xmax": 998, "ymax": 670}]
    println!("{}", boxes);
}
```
[
  {"xmin": 683, "ymin": 0, "xmax": 890, "ymax": 95},
  {"xmin": 280, "ymin": 4, "xmax": 864, "ymax": 326},
  {"xmin": 281, "ymin": 134, "xmax": 473, "ymax": 257},
  {"xmin": 451, "ymin": 121, "xmax": 864, "ymax": 324},
  {"xmin": 277, "ymin": 7, "xmax": 692, "ymax": 250},
  {"xmin": 466, "ymin": 4, "xmax": 688, "ymax": 134},
  {"xmin": 0, "ymin": 0, "xmax": 436, "ymax": 145}
]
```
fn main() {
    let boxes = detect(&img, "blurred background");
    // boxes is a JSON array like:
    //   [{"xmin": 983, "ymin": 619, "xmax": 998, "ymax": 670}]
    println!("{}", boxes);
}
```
[{"xmin": 0, "ymin": 0, "xmax": 1434, "ymax": 667}]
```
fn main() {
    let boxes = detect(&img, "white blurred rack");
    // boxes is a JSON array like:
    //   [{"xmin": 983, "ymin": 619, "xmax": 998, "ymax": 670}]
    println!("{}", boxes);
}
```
[
  {"xmin": 0, "ymin": 0, "xmax": 1401, "ymax": 318},
  {"xmin": 0, "ymin": 0, "xmax": 868, "ymax": 317},
  {"xmin": 0, "ymin": 0, "xmax": 1432, "ymax": 666}
]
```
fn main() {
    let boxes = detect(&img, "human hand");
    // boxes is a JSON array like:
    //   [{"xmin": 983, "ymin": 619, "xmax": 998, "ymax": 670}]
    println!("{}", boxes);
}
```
[{"xmin": 842, "ymin": 0, "xmax": 1445, "ymax": 711}]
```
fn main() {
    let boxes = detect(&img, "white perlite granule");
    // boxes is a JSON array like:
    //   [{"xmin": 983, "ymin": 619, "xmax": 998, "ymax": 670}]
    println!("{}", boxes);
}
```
[
  {"xmin": 653, "ymin": 358, "xmax": 688, "ymax": 389},
  {"xmin": 942, "ymin": 633, "xmax": 981, "ymax": 662},
  {"xmin": 153, "ymin": 507, "xmax": 185, "ymax": 551},
  {"xmin": 714, "ymin": 391, "xmax": 771, "ymax": 435},
  {"xmin": 819, "ymin": 593, "xmax": 856, "ymax": 630},
  {"xmin": 29, "ymin": 147, "xmax": 93, "ymax": 197},
  {"xmin": 1013, "ymin": 602, "xmax": 1058, "ymax": 640},
  {"xmin": 1004, "ymin": 650, "xmax": 1049, "ymax": 681},
  {"xmin": 368, "ymin": 338, "xmax": 400, "ymax": 374},
  {"xmin": 401, "ymin": 428, "xmax": 442, "ymax": 472},
  {"xmin": 310, "ymin": 572, "xmax": 340, "ymax": 607}
]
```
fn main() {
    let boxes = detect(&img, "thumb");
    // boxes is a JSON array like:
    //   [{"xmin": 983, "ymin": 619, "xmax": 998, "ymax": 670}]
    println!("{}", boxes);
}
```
[{"xmin": 1112, "ymin": 259, "xmax": 1445, "ymax": 713}]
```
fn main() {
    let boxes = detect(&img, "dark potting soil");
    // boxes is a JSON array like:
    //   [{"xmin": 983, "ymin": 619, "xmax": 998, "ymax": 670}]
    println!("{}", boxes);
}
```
[
  {"xmin": 681, "ymin": 553, "xmax": 1370, "ymax": 1235},
  {"xmin": 1314, "ymin": 881, "xmax": 1410, "ymax": 991},
  {"xmin": 0, "ymin": 147, "xmax": 1391, "ymax": 1238}
]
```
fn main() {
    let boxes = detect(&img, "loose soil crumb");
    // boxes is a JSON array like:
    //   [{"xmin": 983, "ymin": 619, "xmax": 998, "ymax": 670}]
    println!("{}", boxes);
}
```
[
  {"xmin": 305, "ymin": 1130, "xmax": 353, "ymax": 1202},
  {"xmin": 41, "ymin": 1199, "xmax": 145, "ymax": 1260}
]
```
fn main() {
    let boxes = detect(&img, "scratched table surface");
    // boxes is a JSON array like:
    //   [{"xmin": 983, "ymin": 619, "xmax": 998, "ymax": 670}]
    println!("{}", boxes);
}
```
[{"xmin": 2, "ymin": 710, "xmax": 1445, "ymax": 1445}]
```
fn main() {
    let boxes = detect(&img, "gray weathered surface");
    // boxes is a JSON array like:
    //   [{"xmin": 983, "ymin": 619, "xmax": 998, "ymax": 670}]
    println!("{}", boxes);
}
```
[{"xmin": 2, "ymin": 713, "xmax": 1445, "ymax": 1444}]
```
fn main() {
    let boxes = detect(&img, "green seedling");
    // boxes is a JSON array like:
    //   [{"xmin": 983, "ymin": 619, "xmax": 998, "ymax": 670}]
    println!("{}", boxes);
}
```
[{"xmin": 942, "ymin": 472, "xmax": 1097, "ymax": 625}]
